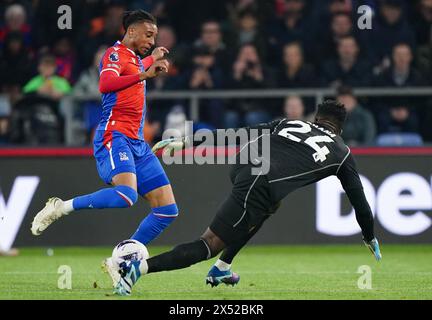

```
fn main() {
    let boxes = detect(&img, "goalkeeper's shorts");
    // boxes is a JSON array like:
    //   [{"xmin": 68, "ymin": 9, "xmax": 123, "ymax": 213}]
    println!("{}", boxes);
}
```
[{"xmin": 210, "ymin": 165, "xmax": 279, "ymax": 245}]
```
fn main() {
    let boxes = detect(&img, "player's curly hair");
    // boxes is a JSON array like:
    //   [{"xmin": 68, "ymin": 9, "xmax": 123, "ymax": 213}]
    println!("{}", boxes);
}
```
[
  {"xmin": 315, "ymin": 99, "xmax": 347, "ymax": 134},
  {"xmin": 123, "ymin": 10, "xmax": 156, "ymax": 30}
]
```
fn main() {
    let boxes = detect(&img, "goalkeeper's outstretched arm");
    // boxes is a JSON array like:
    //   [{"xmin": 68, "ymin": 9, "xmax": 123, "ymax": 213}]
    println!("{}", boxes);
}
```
[
  {"xmin": 337, "ymin": 153, "xmax": 382, "ymax": 260},
  {"xmin": 152, "ymin": 118, "xmax": 286, "ymax": 154}
]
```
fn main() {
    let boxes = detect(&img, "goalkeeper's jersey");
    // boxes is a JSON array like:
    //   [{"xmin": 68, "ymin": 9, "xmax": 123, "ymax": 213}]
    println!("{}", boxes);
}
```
[{"xmin": 194, "ymin": 119, "xmax": 365, "ymax": 204}]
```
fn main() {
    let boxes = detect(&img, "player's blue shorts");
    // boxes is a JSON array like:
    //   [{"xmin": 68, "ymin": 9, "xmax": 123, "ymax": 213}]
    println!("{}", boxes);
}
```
[{"xmin": 93, "ymin": 130, "xmax": 170, "ymax": 196}]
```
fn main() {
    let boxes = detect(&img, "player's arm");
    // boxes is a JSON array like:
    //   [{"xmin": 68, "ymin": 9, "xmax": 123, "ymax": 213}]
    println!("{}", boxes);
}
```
[
  {"xmin": 142, "ymin": 47, "xmax": 169, "ymax": 70},
  {"xmin": 99, "ymin": 59, "xmax": 169, "ymax": 93},
  {"xmin": 337, "ymin": 153, "xmax": 382, "ymax": 261},
  {"xmin": 193, "ymin": 118, "xmax": 284, "ymax": 147}
]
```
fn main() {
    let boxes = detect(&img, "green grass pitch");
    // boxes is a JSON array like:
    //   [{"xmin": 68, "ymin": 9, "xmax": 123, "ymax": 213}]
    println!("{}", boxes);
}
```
[{"xmin": 1, "ymin": 245, "xmax": 432, "ymax": 300}]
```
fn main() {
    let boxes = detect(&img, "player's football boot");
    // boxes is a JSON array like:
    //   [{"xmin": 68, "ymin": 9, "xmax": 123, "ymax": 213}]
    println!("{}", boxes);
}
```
[
  {"xmin": 363, "ymin": 237, "xmax": 382, "ymax": 261},
  {"xmin": 206, "ymin": 265, "xmax": 240, "ymax": 287},
  {"xmin": 31, "ymin": 197, "xmax": 69, "ymax": 236},
  {"xmin": 113, "ymin": 260, "xmax": 141, "ymax": 296},
  {"xmin": 101, "ymin": 257, "xmax": 120, "ymax": 288}
]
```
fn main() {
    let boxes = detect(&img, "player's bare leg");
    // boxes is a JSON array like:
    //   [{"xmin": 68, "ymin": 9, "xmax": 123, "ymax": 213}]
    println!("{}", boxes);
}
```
[
  {"xmin": 111, "ymin": 172, "xmax": 138, "ymax": 191},
  {"xmin": 144, "ymin": 184, "xmax": 175, "ymax": 208}
]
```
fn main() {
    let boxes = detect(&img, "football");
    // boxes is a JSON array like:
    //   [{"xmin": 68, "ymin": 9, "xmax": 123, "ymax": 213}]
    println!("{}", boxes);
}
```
[{"xmin": 111, "ymin": 239, "xmax": 149, "ymax": 266}]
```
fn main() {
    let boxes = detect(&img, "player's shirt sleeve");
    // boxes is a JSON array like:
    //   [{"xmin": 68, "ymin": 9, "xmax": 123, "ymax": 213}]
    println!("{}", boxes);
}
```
[
  {"xmin": 337, "ymin": 153, "xmax": 375, "ymax": 241},
  {"xmin": 100, "ymin": 48, "xmax": 126, "ymax": 76},
  {"xmin": 99, "ymin": 48, "xmax": 141, "ymax": 93},
  {"xmin": 142, "ymin": 55, "xmax": 154, "ymax": 70}
]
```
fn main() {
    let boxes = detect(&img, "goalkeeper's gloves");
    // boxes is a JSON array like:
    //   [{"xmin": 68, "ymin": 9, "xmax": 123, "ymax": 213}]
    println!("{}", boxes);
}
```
[
  {"xmin": 363, "ymin": 237, "xmax": 382, "ymax": 261},
  {"xmin": 151, "ymin": 137, "xmax": 188, "ymax": 156}
]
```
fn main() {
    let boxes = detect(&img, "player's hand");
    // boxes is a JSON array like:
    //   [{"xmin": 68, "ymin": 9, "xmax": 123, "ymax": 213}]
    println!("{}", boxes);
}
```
[
  {"xmin": 152, "ymin": 137, "xmax": 188, "ymax": 157},
  {"xmin": 151, "ymin": 47, "xmax": 169, "ymax": 61},
  {"xmin": 363, "ymin": 237, "xmax": 382, "ymax": 261},
  {"xmin": 141, "ymin": 59, "xmax": 169, "ymax": 79}
]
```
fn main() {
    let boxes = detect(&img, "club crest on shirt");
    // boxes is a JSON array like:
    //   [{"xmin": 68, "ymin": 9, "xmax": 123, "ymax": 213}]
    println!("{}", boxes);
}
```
[
  {"xmin": 109, "ymin": 52, "xmax": 120, "ymax": 62},
  {"xmin": 119, "ymin": 152, "xmax": 129, "ymax": 161}
]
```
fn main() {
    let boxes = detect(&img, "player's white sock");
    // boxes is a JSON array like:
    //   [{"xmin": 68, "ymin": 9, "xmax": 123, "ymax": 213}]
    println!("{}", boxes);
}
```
[
  {"xmin": 215, "ymin": 259, "xmax": 231, "ymax": 271},
  {"xmin": 139, "ymin": 259, "xmax": 149, "ymax": 275},
  {"xmin": 62, "ymin": 200, "xmax": 74, "ymax": 214}
]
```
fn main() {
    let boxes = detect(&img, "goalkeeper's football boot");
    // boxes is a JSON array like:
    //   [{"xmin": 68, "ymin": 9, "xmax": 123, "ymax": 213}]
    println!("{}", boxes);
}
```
[
  {"xmin": 206, "ymin": 265, "xmax": 240, "ymax": 287},
  {"xmin": 363, "ymin": 237, "xmax": 382, "ymax": 261},
  {"xmin": 114, "ymin": 260, "xmax": 141, "ymax": 296},
  {"xmin": 101, "ymin": 257, "xmax": 120, "ymax": 288},
  {"xmin": 31, "ymin": 197, "xmax": 69, "ymax": 236}
]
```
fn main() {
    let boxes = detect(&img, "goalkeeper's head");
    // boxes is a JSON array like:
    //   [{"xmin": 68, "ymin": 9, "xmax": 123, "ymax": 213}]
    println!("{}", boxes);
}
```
[
  {"xmin": 122, "ymin": 9, "xmax": 157, "ymax": 56},
  {"xmin": 314, "ymin": 99, "xmax": 347, "ymax": 135}
]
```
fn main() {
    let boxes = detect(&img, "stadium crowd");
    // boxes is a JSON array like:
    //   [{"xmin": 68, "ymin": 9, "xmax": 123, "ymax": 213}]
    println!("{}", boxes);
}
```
[{"xmin": 0, "ymin": 0, "xmax": 432, "ymax": 146}]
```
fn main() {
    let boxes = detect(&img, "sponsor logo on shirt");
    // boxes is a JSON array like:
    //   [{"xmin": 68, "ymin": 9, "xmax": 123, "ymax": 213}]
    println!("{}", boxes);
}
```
[{"xmin": 107, "ymin": 63, "xmax": 120, "ymax": 69}]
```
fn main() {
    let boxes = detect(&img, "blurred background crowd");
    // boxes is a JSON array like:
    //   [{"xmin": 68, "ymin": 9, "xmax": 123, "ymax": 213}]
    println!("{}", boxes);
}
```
[{"xmin": 1, "ymin": 0, "xmax": 432, "ymax": 146}]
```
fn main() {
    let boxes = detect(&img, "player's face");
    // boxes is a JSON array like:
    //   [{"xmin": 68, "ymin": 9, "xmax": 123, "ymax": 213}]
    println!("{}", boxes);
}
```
[{"xmin": 132, "ymin": 22, "xmax": 158, "ymax": 56}]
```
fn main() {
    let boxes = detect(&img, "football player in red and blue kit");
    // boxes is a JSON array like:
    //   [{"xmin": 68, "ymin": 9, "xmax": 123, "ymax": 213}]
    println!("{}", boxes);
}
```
[{"xmin": 31, "ymin": 10, "xmax": 178, "ymax": 285}]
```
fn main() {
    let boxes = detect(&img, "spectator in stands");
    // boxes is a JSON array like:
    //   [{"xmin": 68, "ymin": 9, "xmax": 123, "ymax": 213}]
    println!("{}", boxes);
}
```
[
  {"xmin": 375, "ymin": 43, "xmax": 426, "ymax": 87},
  {"xmin": 414, "ymin": 0, "xmax": 432, "ymax": 46},
  {"xmin": 73, "ymin": 46, "xmax": 106, "ymax": 140},
  {"xmin": 417, "ymin": 43, "xmax": 432, "ymax": 85},
  {"xmin": 0, "ymin": 32, "xmax": 33, "ymax": 104},
  {"xmin": 0, "ymin": 95, "xmax": 11, "ymax": 144},
  {"xmin": 283, "ymin": 95, "xmax": 313, "ymax": 121},
  {"xmin": 229, "ymin": 9, "xmax": 267, "ymax": 60},
  {"xmin": 73, "ymin": 46, "xmax": 105, "ymax": 98},
  {"xmin": 322, "ymin": 35, "xmax": 372, "ymax": 87},
  {"xmin": 73, "ymin": 46, "xmax": 107, "ymax": 100},
  {"xmin": 307, "ymin": 0, "xmax": 353, "ymax": 60},
  {"xmin": 12, "ymin": 54, "xmax": 69, "ymax": 145},
  {"xmin": 183, "ymin": 46, "xmax": 224, "ymax": 126},
  {"xmin": 315, "ymin": 12, "xmax": 354, "ymax": 62},
  {"xmin": 186, "ymin": 47, "xmax": 224, "ymax": 90},
  {"xmin": 0, "ymin": 3, "xmax": 31, "ymax": 49},
  {"xmin": 33, "ymin": 0, "xmax": 84, "ymax": 50},
  {"xmin": 194, "ymin": 20, "xmax": 231, "ymax": 72},
  {"xmin": 231, "ymin": 43, "xmax": 274, "ymax": 89},
  {"xmin": 267, "ymin": 0, "xmax": 311, "ymax": 64},
  {"xmin": 156, "ymin": 25, "xmax": 187, "ymax": 74},
  {"xmin": 277, "ymin": 42, "xmax": 319, "ymax": 88},
  {"xmin": 226, "ymin": 44, "xmax": 274, "ymax": 127},
  {"xmin": 23, "ymin": 54, "xmax": 71, "ymax": 100},
  {"xmin": 80, "ymin": 3, "xmax": 125, "ymax": 70},
  {"xmin": 336, "ymin": 85, "xmax": 376, "ymax": 146},
  {"xmin": 52, "ymin": 37, "xmax": 75, "ymax": 83},
  {"xmin": 163, "ymin": 0, "xmax": 227, "ymax": 43},
  {"xmin": 370, "ymin": 0, "xmax": 415, "ymax": 68},
  {"xmin": 130, "ymin": 0, "xmax": 166, "ymax": 20},
  {"xmin": 147, "ymin": 26, "xmax": 185, "ymax": 133},
  {"xmin": 378, "ymin": 104, "xmax": 420, "ymax": 135},
  {"xmin": 226, "ymin": 0, "xmax": 274, "ymax": 20}
]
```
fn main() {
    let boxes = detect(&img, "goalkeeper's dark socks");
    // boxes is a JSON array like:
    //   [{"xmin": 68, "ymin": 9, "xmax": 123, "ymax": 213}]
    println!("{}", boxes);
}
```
[
  {"xmin": 219, "ymin": 219, "xmax": 266, "ymax": 264},
  {"xmin": 146, "ymin": 239, "xmax": 211, "ymax": 273}
]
